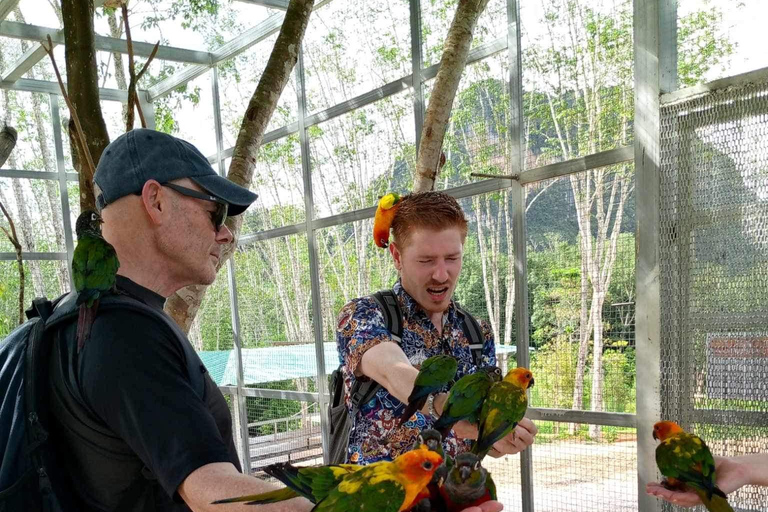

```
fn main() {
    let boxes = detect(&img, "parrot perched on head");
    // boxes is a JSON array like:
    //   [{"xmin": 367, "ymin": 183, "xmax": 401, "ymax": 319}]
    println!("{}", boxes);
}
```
[
  {"xmin": 653, "ymin": 421, "xmax": 734, "ymax": 512},
  {"xmin": 311, "ymin": 446, "xmax": 443, "ymax": 512},
  {"xmin": 432, "ymin": 366, "xmax": 503, "ymax": 439},
  {"xmin": 471, "ymin": 367, "xmax": 534, "ymax": 459},
  {"xmin": 72, "ymin": 210, "xmax": 120, "ymax": 352},
  {"xmin": 436, "ymin": 452, "xmax": 497, "ymax": 512},
  {"xmin": 398, "ymin": 355, "xmax": 458, "ymax": 427},
  {"xmin": 373, "ymin": 192, "xmax": 402, "ymax": 248},
  {"xmin": 211, "ymin": 462, "xmax": 360, "ymax": 506}
]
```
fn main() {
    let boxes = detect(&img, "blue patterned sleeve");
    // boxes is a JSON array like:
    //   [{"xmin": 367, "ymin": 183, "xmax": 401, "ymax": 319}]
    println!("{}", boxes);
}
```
[{"xmin": 335, "ymin": 297, "xmax": 395, "ymax": 377}]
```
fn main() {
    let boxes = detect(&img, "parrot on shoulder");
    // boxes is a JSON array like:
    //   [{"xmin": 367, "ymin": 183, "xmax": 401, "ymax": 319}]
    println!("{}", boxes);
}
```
[
  {"xmin": 432, "ymin": 366, "xmax": 502, "ymax": 438},
  {"xmin": 436, "ymin": 452, "xmax": 497, "ymax": 512},
  {"xmin": 472, "ymin": 367, "xmax": 534, "ymax": 459},
  {"xmin": 399, "ymin": 355, "xmax": 458, "ymax": 427},
  {"xmin": 312, "ymin": 445, "xmax": 443, "ymax": 512},
  {"xmin": 211, "ymin": 462, "xmax": 360, "ymax": 506},
  {"xmin": 72, "ymin": 210, "xmax": 120, "ymax": 352},
  {"xmin": 653, "ymin": 420, "xmax": 734, "ymax": 512},
  {"xmin": 373, "ymin": 192, "xmax": 402, "ymax": 248}
]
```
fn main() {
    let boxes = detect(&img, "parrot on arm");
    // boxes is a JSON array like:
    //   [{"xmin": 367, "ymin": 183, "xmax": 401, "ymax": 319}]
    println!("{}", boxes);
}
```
[
  {"xmin": 312, "ymin": 445, "xmax": 443, "ymax": 512},
  {"xmin": 211, "ymin": 462, "xmax": 360, "ymax": 506},
  {"xmin": 398, "ymin": 355, "xmax": 458, "ymax": 427},
  {"xmin": 72, "ymin": 210, "xmax": 120, "ymax": 352},
  {"xmin": 432, "ymin": 366, "xmax": 502, "ymax": 439},
  {"xmin": 653, "ymin": 420, "xmax": 734, "ymax": 512},
  {"xmin": 373, "ymin": 192, "xmax": 402, "ymax": 248},
  {"xmin": 436, "ymin": 453, "xmax": 497, "ymax": 512},
  {"xmin": 471, "ymin": 367, "xmax": 534, "ymax": 459}
]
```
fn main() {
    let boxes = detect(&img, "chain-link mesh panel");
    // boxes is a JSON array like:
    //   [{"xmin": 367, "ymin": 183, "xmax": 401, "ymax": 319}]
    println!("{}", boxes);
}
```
[{"xmin": 660, "ymin": 81, "xmax": 768, "ymax": 511}]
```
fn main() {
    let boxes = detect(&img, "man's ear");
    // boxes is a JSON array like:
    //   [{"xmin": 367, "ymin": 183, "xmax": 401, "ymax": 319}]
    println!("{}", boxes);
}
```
[
  {"xmin": 390, "ymin": 241, "xmax": 402, "ymax": 271},
  {"xmin": 141, "ymin": 179, "xmax": 169, "ymax": 226}
]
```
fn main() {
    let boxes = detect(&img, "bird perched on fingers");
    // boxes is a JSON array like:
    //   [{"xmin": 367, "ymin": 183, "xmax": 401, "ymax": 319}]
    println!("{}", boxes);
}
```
[
  {"xmin": 472, "ymin": 367, "xmax": 534, "ymax": 459},
  {"xmin": 373, "ymin": 192, "xmax": 402, "ymax": 248},
  {"xmin": 432, "ymin": 366, "xmax": 502, "ymax": 439},
  {"xmin": 653, "ymin": 421, "xmax": 734, "ymax": 512},
  {"xmin": 398, "ymin": 355, "xmax": 458, "ymax": 427},
  {"xmin": 72, "ymin": 210, "xmax": 119, "ymax": 352}
]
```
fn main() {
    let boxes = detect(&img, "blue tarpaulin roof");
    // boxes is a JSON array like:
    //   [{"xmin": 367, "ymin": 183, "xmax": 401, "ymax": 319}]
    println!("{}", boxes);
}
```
[{"xmin": 198, "ymin": 343, "xmax": 517, "ymax": 386}]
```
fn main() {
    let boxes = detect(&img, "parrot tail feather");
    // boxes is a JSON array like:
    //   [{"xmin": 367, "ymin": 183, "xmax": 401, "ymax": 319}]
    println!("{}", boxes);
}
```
[
  {"xmin": 264, "ymin": 463, "xmax": 312, "ymax": 497},
  {"xmin": 211, "ymin": 487, "xmax": 299, "ymax": 505},
  {"xmin": 76, "ymin": 300, "xmax": 98, "ymax": 353},
  {"xmin": 397, "ymin": 397, "xmax": 429, "ymax": 428},
  {"xmin": 696, "ymin": 488, "xmax": 734, "ymax": 512}
]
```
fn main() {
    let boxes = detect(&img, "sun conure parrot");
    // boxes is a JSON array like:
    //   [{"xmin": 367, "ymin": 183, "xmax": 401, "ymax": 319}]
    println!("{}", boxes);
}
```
[
  {"xmin": 433, "ymin": 366, "xmax": 503, "ymax": 438},
  {"xmin": 435, "ymin": 452, "xmax": 497, "ymax": 512},
  {"xmin": 653, "ymin": 421, "xmax": 734, "ymax": 512},
  {"xmin": 72, "ymin": 210, "xmax": 120, "ymax": 352},
  {"xmin": 373, "ymin": 192, "xmax": 402, "ymax": 248},
  {"xmin": 399, "ymin": 355, "xmax": 458, "ymax": 427},
  {"xmin": 472, "ymin": 367, "xmax": 534, "ymax": 459},
  {"xmin": 311, "ymin": 446, "xmax": 443, "ymax": 512},
  {"xmin": 211, "ymin": 462, "xmax": 360, "ymax": 506}
]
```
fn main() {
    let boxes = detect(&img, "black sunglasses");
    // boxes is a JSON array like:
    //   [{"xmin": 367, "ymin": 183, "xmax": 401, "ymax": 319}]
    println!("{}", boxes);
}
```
[{"xmin": 161, "ymin": 183, "xmax": 229, "ymax": 230}]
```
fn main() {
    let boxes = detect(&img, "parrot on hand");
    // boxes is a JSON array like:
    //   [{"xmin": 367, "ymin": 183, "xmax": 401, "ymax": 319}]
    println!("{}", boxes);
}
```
[
  {"xmin": 472, "ymin": 367, "xmax": 534, "ymax": 459},
  {"xmin": 311, "ymin": 446, "xmax": 443, "ymax": 512},
  {"xmin": 72, "ymin": 210, "xmax": 120, "ymax": 352},
  {"xmin": 211, "ymin": 462, "xmax": 360, "ymax": 506},
  {"xmin": 373, "ymin": 192, "xmax": 402, "ymax": 248},
  {"xmin": 408, "ymin": 429, "xmax": 452, "ymax": 512},
  {"xmin": 399, "ymin": 355, "xmax": 458, "ymax": 427},
  {"xmin": 432, "ymin": 366, "xmax": 502, "ymax": 439},
  {"xmin": 653, "ymin": 421, "xmax": 734, "ymax": 512},
  {"xmin": 436, "ymin": 453, "xmax": 497, "ymax": 512}
]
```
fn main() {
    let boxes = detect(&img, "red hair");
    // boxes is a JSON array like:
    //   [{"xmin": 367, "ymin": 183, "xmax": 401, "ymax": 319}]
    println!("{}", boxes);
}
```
[{"xmin": 391, "ymin": 192, "xmax": 468, "ymax": 247}]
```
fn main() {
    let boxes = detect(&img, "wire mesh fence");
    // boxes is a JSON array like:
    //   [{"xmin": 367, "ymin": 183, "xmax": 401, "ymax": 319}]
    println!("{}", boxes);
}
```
[{"xmin": 660, "ymin": 78, "xmax": 768, "ymax": 511}]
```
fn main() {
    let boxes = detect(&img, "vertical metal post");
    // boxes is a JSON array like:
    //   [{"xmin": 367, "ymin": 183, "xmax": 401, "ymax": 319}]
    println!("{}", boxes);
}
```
[
  {"xmin": 507, "ymin": 0, "xmax": 533, "ymax": 509},
  {"xmin": 634, "ymin": 0, "xmax": 675, "ymax": 510},
  {"xmin": 296, "ymin": 48, "xmax": 331, "ymax": 463},
  {"xmin": 212, "ymin": 66, "xmax": 251, "ymax": 474},
  {"xmin": 410, "ymin": 0, "xmax": 425, "ymax": 150},
  {"xmin": 49, "ymin": 94, "xmax": 75, "ymax": 290},
  {"xmin": 139, "ymin": 91, "xmax": 156, "ymax": 131}
]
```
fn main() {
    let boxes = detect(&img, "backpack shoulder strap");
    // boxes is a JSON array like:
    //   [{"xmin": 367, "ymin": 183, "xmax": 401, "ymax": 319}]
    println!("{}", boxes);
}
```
[
  {"xmin": 455, "ymin": 303, "xmax": 485, "ymax": 366},
  {"xmin": 370, "ymin": 289, "xmax": 403, "ymax": 341}
]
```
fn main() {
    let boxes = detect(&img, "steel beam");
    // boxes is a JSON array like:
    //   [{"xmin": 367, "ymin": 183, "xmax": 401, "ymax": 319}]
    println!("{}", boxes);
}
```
[
  {"xmin": 235, "ymin": 0, "xmax": 290, "ymax": 9},
  {"xmin": 661, "ymin": 65, "xmax": 768, "ymax": 106},
  {"xmin": 0, "ymin": 0, "xmax": 19, "ymax": 22},
  {"xmin": 0, "ymin": 252, "xmax": 68, "ymax": 261},
  {"xmin": 0, "ymin": 77, "xmax": 129, "ymax": 102},
  {"xmin": 518, "ymin": 146, "xmax": 634, "ymax": 185},
  {"xmin": 1, "ymin": 43, "xmax": 47, "ymax": 82},
  {"xmin": 221, "ymin": 386, "xmax": 320, "ymax": 402},
  {"xmin": 0, "ymin": 168, "xmax": 78, "ymax": 181},
  {"xmin": 0, "ymin": 20, "xmax": 213, "ymax": 64},
  {"xmin": 527, "ymin": 408, "xmax": 637, "ymax": 428}
]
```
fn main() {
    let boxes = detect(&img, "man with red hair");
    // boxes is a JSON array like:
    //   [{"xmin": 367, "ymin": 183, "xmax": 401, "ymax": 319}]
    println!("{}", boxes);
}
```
[{"xmin": 335, "ymin": 192, "xmax": 537, "ymax": 467}]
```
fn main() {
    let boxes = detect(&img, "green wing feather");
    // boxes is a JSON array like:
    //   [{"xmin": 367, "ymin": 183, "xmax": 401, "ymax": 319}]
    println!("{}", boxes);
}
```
[
  {"xmin": 73, "ymin": 235, "xmax": 119, "ymax": 306},
  {"xmin": 415, "ymin": 355, "xmax": 458, "ymax": 388},
  {"xmin": 473, "ymin": 381, "xmax": 527, "ymax": 457},
  {"xmin": 312, "ymin": 465, "xmax": 405, "ymax": 512},
  {"xmin": 486, "ymin": 473, "xmax": 497, "ymax": 501},
  {"xmin": 435, "ymin": 372, "xmax": 494, "ymax": 428}
]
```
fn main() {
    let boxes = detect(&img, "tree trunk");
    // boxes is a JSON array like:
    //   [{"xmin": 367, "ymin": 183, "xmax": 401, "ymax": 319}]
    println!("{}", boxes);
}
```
[
  {"xmin": 10, "ymin": 178, "xmax": 46, "ymax": 296},
  {"xmin": 61, "ymin": 0, "xmax": 111, "ymax": 212},
  {"xmin": 107, "ymin": 11, "xmax": 129, "ymax": 122},
  {"xmin": 0, "ymin": 125, "xmax": 16, "ymax": 167},
  {"xmin": 413, "ymin": 0, "xmax": 491, "ymax": 192},
  {"xmin": 165, "ymin": 0, "xmax": 315, "ymax": 332}
]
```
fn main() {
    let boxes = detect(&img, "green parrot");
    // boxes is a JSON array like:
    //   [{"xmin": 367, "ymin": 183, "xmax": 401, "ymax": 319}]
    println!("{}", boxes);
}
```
[
  {"xmin": 211, "ymin": 462, "xmax": 360, "ymax": 505},
  {"xmin": 398, "ymin": 355, "xmax": 458, "ymax": 427},
  {"xmin": 432, "ymin": 366, "xmax": 502, "ymax": 438},
  {"xmin": 472, "ymin": 367, "xmax": 534, "ymax": 459},
  {"xmin": 436, "ymin": 453, "xmax": 497, "ymax": 512},
  {"xmin": 653, "ymin": 421, "xmax": 734, "ymax": 512},
  {"xmin": 409, "ymin": 429, "xmax": 454, "ymax": 512},
  {"xmin": 72, "ymin": 210, "xmax": 120, "ymax": 352}
]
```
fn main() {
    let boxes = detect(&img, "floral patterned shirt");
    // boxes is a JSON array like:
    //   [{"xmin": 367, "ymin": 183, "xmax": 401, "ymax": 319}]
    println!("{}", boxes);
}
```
[{"xmin": 335, "ymin": 280, "xmax": 496, "ymax": 465}]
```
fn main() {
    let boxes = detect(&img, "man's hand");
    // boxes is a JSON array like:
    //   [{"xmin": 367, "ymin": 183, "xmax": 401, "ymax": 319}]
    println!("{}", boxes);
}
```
[
  {"xmin": 451, "ymin": 417, "xmax": 537, "ymax": 456},
  {"xmin": 646, "ymin": 456, "xmax": 747, "ymax": 507},
  {"xmin": 461, "ymin": 501, "xmax": 504, "ymax": 512}
]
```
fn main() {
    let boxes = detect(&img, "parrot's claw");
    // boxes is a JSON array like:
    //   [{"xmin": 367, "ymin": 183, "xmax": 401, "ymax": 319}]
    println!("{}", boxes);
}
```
[{"xmin": 660, "ymin": 478, "xmax": 686, "ymax": 492}]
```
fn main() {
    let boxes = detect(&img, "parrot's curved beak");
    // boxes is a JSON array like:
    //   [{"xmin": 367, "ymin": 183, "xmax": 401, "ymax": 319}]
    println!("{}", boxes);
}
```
[
  {"xmin": 652, "ymin": 431, "xmax": 658, "ymax": 441},
  {"xmin": 529, "ymin": 377, "xmax": 535, "ymax": 389},
  {"xmin": 459, "ymin": 466, "xmax": 472, "ymax": 482}
]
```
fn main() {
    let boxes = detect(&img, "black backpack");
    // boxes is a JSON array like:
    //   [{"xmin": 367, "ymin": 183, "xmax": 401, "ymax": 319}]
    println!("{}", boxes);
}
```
[
  {"xmin": 0, "ymin": 292, "xmax": 206, "ymax": 512},
  {"xmin": 327, "ymin": 289, "xmax": 485, "ymax": 464}
]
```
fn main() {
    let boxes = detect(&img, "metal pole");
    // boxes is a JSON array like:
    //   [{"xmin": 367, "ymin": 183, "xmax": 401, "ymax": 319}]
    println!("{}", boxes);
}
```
[
  {"xmin": 506, "ymin": 0, "xmax": 533, "ymax": 509},
  {"xmin": 139, "ymin": 90, "xmax": 156, "ymax": 130},
  {"xmin": 212, "ymin": 66, "xmax": 252, "ymax": 474},
  {"xmin": 295, "ymin": 47, "xmax": 331, "ymax": 463},
  {"xmin": 410, "ymin": 0, "xmax": 424, "ymax": 150},
  {"xmin": 634, "ymin": 0, "xmax": 676, "ymax": 510},
  {"xmin": 49, "ymin": 93, "xmax": 75, "ymax": 290}
]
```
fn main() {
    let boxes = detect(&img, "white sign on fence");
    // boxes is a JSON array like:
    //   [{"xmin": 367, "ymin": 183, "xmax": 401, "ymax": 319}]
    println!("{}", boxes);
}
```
[{"xmin": 706, "ymin": 333, "xmax": 768, "ymax": 401}]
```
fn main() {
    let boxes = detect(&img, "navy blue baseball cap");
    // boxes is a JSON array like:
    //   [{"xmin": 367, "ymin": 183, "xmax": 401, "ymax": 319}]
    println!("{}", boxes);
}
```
[{"xmin": 94, "ymin": 129, "xmax": 257, "ymax": 216}]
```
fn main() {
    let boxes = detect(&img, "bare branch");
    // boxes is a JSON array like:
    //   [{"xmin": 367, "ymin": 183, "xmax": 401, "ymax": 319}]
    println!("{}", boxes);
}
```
[{"xmin": 0, "ymin": 199, "xmax": 24, "ymax": 325}]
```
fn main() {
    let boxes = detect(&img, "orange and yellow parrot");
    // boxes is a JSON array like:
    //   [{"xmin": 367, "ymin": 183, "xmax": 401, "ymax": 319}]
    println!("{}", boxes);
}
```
[
  {"xmin": 373, "ymin": 192, "xmax": 402, "ymax": 248},
  {"xmin": 653, "ymin": 421, "xmax": 734, "ymax": 512}
]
